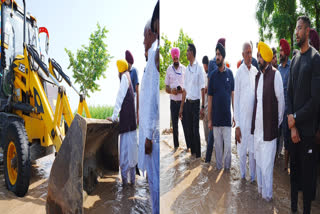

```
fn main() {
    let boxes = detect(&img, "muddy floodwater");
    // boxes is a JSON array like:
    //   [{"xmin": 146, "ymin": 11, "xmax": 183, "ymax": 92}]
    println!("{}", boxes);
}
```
[
  {"xmin": 0, "ymin": 149, "xmax": 151, "ymax": 213},
  {"xmin": 159, "ymin": 91, "xmax": 320, "ymax": 214}
]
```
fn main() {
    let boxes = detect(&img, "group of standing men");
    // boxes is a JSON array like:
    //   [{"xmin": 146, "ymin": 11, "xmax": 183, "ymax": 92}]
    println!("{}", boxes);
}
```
[
  {"xmin": 108, "ymin": 1, "xmax": 160, "ymax": 214},
  {"xmin": 165, "ymin": 15, "xmax": 320, "ymax": 213}
]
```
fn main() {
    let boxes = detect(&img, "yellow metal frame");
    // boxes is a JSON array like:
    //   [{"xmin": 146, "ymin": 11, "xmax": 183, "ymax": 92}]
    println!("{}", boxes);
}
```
[
  {"xmin": 12, "ymin": 46, "xmax": 74, "ymax": 152},
  {"xmin": 77, "ymin": 98, "xmax": 91, "ymax": 118}
]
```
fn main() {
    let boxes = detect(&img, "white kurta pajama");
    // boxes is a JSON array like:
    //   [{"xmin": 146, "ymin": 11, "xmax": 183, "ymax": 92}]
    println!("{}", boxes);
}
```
[
  {"xmin": 111, "ymin": 74, "xmax": 138, "ymax": 184},
  {"xmin": 234, "ymin": 63, "xmax": 258, "ymax": 181},
  {"xmin": 139, "ymin": 40, "xmax": 159, "ymax": 214},
  {"xmin": 254, "ymin": 70, "xmax": 284, "ymax": 200}
]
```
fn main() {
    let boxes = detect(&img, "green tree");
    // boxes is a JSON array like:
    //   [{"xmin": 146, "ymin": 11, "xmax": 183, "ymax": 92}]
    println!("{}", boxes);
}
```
[
  {"xmin": 65, "ymin": 23, "xmax": 112, "ymax": 97},
  {"xmin": 159, "ymin": 34, "xmax": 172, "ymax": 89},
  {"xmin": 159, "ymin": 29, "xmax": 193, "ymax": 89},
  {"xmin": 300, "ymin": 0, "xmax": 320, "ymax": 33},
  {"xmin": 256, "ymin": 0, "xmax": 298, "ymax": 52}
]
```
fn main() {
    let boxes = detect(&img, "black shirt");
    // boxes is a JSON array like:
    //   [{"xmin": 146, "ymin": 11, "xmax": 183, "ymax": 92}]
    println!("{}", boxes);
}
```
[{"xmin": 287, "ymin": 46, "xmax": 320, "ymax": 136}]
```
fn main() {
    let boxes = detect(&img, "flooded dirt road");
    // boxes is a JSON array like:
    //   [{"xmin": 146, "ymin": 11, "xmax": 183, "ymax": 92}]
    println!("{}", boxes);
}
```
[
  {"xmin": 160, "ymin": 91, "xmax": 320, "ymax": 214},
  {"xmin": 0, "ymin": 149, "xmax": 151, "ymax": 213}
]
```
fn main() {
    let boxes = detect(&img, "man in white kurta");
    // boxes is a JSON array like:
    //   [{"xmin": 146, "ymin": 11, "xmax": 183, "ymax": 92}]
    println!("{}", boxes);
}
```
[
  {"xmin": 253, "ymin": 42, "xmax": 284, "ymax": 201},
  {"xmin": 234, "ymin": 43, "xmax": 258, "ymax": 182},
  {"xmin": 110, "ymin": 59, "xmax": 138, "ymax": 185},
  {"xmin": 139, "ymin": 20, "xmax": 159, "ymax": 214}
]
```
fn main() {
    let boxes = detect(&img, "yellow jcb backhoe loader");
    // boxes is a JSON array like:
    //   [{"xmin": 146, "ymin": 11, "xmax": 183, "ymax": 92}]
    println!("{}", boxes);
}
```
[{"xmin": 0, "ymin": 1, "xmax": 119, "ymax": 213}]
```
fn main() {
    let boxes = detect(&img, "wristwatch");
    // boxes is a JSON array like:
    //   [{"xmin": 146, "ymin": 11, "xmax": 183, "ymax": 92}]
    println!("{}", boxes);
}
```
[{"xmin": 293, "ymin": 113, "xmax": 296, "ymax": 119}]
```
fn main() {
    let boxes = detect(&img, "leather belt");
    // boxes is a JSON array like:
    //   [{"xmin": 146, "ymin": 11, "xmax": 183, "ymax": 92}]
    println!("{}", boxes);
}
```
[{"xmin": 186, "ymin": 99, "xmax": 199, "ymax": 103}]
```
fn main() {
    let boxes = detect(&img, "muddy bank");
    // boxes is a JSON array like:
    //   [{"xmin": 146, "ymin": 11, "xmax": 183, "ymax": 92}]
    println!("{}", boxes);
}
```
[
  {"xmin": 0, "ymin": 152, "xmax": 151, "ymax": 213},
  {"xmin": 0, "ymin": 154, "xmax": 52, "ymax": 214},
  {"xmin": 159, "ymin": 91, "xmax": 320, "ymax": 214}
]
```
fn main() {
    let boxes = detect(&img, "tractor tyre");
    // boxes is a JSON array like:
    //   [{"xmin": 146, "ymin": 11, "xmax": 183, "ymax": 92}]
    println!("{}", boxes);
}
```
[{"xmin": 3, "ymin": 121, "xmax": 31, "ymax": 197}]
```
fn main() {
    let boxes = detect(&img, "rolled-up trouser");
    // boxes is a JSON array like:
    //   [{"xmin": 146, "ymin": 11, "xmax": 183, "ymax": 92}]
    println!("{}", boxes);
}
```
[
  {"xmin": 121, "ymin": 167, "xmax": 136, "ymax": 184},
  {"xmin": 237, "ymin": 133, "xmax": 255, "ymax": 181},
  {"xmin": 214, "ymin": 126, "xmax": 231, "ymax": 169},
  {"xmin": 255, "ymin": 137, "xmax": 276, "ymax": 199},
  {"xmin": 120, "ymin": 130, "xmax": 138, "ymax": 184}
]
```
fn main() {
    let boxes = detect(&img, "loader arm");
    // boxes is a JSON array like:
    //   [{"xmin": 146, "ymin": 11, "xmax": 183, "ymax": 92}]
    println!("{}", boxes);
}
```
[
  {"xmin": 48, "ymin": 58, "xmax": 91, "ymax": 118},
  {"xmin": 77, "ymin": 94, "xmax": 91, "ymax": 118},
  {"xmin": 12, "ymin": 45, "xmax": 74, "ymax": 152}
]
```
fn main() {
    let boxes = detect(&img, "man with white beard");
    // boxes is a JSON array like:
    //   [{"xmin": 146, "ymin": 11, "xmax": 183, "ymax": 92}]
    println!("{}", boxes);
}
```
[{"xmin": 234, "ymin": 42, "xmax": 258, "ymax": 182}]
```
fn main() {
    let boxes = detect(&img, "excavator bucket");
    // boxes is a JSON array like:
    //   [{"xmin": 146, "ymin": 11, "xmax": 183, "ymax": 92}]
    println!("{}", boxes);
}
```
[{"xmin": 46, "ymin": 114, "xmax": 119, "ymax": 214}]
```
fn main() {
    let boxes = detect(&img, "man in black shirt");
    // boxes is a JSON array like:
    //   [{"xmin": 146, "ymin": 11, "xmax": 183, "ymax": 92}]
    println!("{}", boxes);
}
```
[{"xmin": 287, "ymin": 16, "xmax": 320, "ymax": 214}]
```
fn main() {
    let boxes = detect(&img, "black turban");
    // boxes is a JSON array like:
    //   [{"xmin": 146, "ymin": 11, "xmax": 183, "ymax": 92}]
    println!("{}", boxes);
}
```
[{"xmin": 216, "ymin": 42, "xmax": 225, "ymax": 58}]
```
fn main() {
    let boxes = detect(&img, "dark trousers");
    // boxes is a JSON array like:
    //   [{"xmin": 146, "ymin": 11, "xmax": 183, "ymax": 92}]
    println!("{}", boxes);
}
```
[
  {"xmin": 205, "ymin": 129, "xmax": 214, "ymax": 162},
  {"xmin": 170, "ymin": 100, "xmax": 187, "ymax": 148},
  {"xmin": 277, "ymin": 113, "xmax": 290, "ymax": 153},
  {"xmin": 184, "ymin": 99, "xmax": 201, "ymax": 158},
  {"xmin": 290, "ymin": 135, "xmax": 318, "ymax": 214}
]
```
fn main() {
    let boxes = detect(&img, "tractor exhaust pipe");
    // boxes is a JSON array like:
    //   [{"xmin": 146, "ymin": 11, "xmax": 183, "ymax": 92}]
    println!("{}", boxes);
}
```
[{"xmin": 23, "ymin": 0, "xmax": 26, "ymax": 46}]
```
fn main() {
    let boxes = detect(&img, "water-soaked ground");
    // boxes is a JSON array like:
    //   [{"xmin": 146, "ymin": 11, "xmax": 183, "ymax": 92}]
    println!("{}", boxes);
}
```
[
  {"xmin": 0, "ymin": 149, "xmax": 151, "ymax": 213},
  {"xmin": 159, "ymin": 91, "xmax": 320, "ymax": 214}
]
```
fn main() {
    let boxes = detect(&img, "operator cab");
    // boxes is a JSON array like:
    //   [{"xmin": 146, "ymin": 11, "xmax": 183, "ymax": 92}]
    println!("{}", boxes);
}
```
[{"xmin": 0, "ymin": 1, "xmax": 57, "ymax": 113}]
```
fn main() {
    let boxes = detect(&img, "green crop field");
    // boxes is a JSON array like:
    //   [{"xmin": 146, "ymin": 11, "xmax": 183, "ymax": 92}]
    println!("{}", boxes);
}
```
[{"xmin": 75, "ymin": 105, "xmax": 114, "ymax": 119}]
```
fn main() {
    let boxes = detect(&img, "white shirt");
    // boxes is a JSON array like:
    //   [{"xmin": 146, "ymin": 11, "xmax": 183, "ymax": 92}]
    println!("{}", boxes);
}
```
[
  {"xmin": 254, "ymin": 67, "xmax": 285, "ymax": 142},
  {"xmin": 165, "ymin": 64, "xmax": 186, "ymax": 101},
  {"xmin": 184, "ymin": 60, "xmax": 205, "ymax": 100},
  {"xmin": 138, "ymin": 39, "xmax": 159, "ymax": 171},
  {"xmin": 234, "ymin": 63, "xmax": 258, "ymax": 130},
  {"xmin": 111, "ymin": 73, "xmax": 130, "ymax": 122}
]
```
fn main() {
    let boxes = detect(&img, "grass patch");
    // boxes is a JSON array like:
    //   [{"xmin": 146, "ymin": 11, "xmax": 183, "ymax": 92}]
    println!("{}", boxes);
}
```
[{"xmin": 75, "ymin": 105, "xmax": 114, "ymax": 119}]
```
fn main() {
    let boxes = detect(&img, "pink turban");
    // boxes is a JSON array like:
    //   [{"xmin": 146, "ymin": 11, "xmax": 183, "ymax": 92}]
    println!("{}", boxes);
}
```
[{"xmin": 171, "ymin": 47, "xmax": 180, "ymax": 60}]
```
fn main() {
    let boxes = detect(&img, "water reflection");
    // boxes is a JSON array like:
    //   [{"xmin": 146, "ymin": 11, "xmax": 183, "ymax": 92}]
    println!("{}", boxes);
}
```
[
  {"xmin": 0, "ymin": 153, "xmax": 151, "ymax": 213},
  {"xmin": 160, "ymin": 91, "xmax": 320, "ymax": 214},
  {"xmin": 160, "ymin": 134, "xmax": 320, "ymax": 214}
]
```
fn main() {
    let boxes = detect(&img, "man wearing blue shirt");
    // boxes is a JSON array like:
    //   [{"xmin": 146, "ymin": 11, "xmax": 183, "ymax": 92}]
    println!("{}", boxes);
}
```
[
  {"xmin": 208, "ymin": 38, "xmax": 225, "ymax": 79},
  {"xmin": 277, "ymin": 39, "xmax": 291, "ymax": 171},
  {"xmin": 208, "ymin": 43, "xmax": 234, "ymax": 170},
  {"xmin": 126, "ymin": 50, "xmax": 140, "ymax": 124}
]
